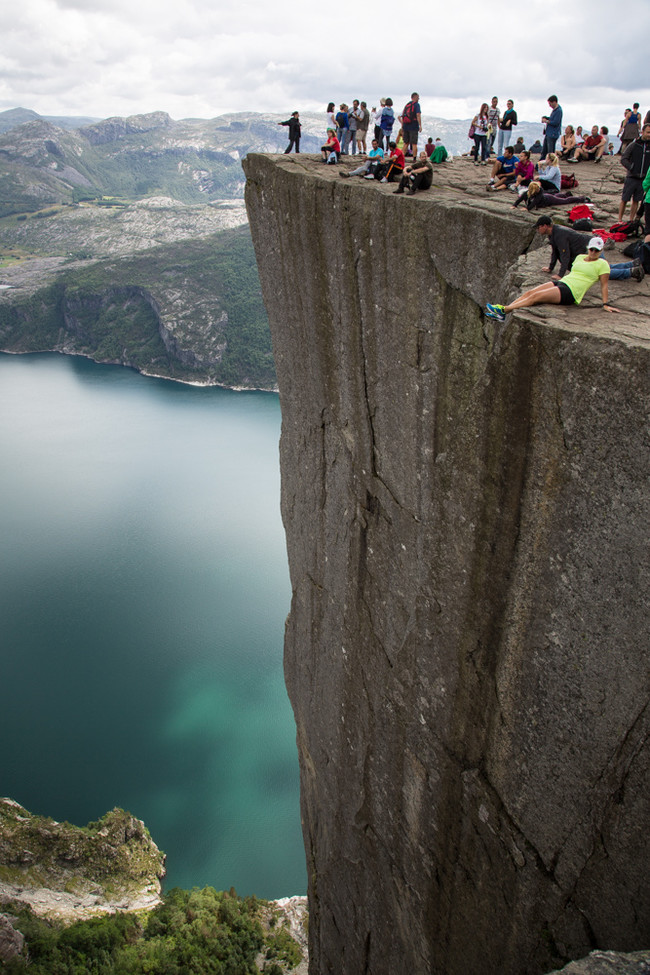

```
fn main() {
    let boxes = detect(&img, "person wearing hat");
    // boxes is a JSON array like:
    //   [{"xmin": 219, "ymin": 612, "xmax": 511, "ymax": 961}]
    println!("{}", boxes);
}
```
[{"xmin": 485, "ymin": 236, "xmax": 620, "ymax": 321}]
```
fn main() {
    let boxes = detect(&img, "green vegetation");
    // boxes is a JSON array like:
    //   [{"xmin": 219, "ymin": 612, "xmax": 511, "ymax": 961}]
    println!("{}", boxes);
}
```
[
  {"xmin": 0, "ymin": 226, "xmax": 276, "ymax": 389},
  {"xmin": 1, "ymin": 888, "xmax": 302, "ymax": 975}
]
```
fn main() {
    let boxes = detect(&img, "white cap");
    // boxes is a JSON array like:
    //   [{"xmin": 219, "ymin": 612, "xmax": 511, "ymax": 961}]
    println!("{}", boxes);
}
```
[{"xmin": 588, "ymin": 236, "xmax": 604, "ymax": 251}]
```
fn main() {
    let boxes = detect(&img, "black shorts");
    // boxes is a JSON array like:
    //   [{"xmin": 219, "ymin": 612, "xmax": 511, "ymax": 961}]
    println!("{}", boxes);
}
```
[
  {"xmin": 621, "ymin": 176, "xmax": 644, "ymax": 203},
  {"xmin": 555, "ymin": 282, "xmax": 576, "ymax": 305}
]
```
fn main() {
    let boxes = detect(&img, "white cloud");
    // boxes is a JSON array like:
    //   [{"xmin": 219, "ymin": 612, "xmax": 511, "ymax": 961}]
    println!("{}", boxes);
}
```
[{"xmin": 0, "ymin": 0, "xmax": 648, "ymax": 130}]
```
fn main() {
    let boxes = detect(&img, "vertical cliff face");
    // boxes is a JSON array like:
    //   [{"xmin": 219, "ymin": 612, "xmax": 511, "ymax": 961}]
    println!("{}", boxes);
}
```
[{"xmin": 243, "ymin": 154, "xmax": 650, "ymax": 975}]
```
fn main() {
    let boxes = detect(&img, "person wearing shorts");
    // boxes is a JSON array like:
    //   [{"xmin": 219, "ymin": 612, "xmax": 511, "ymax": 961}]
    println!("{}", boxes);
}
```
[
  {"xmin": 400, "ymin": 92, "xmax": 422, "ymax": 158},
  {"xmin": 618, "ymin": 123, "xmax": 650, "ymax": 221},
  {"xmin": 484, "ymin": 237, "xmax": 620, "ymax": 320}
]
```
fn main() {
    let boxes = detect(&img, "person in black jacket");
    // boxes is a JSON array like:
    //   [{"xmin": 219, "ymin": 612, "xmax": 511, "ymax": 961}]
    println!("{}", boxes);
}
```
[
  {"xmin": 279, "ymin": 112, "xmax": 301, "ymax": 153},
  {"xmin": 535, "ymin": 216, "xmax": 589, "ymax": 277},
  {"xmin": 618, "ymin": 122, "xmax": 650, "ymax": 221}
]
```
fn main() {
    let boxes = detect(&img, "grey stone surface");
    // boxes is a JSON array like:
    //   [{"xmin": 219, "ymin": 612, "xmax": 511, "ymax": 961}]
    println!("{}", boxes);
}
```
[{"xmin": 244, "ymin": 153, "xmax": 650, "ymax": 975}]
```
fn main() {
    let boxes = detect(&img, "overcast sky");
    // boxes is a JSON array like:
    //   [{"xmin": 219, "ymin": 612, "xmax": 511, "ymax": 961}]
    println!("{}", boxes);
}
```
[{"xmin": 1, "ymin": 0, "xmax": 648, "ymax": 133}]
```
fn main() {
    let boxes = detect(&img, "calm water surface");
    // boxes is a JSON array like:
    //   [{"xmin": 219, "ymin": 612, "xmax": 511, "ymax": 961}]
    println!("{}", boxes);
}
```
[{"xmin": 0, "ymin": 352, "xmax": 305, "ymax": 898}]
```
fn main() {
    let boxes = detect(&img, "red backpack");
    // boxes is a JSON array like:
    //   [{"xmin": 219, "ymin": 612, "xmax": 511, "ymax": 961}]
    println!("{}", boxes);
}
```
[
  {"xmin": 568, "ymin": 204, "xmax": 594, "ymax": 222},
  {"xmin": 593, "ymin": 228, "xmax": 628, "ymax": 242}
]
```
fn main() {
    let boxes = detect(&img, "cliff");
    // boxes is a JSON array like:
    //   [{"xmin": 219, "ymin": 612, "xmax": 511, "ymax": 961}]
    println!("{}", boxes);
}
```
[
  {"xmin": 243, "ymin": 153, "xmax": 650, "ymax": 975},
  {"xmin": 0, "ymin": 799, "xmax": 165, "ymax": 923}
]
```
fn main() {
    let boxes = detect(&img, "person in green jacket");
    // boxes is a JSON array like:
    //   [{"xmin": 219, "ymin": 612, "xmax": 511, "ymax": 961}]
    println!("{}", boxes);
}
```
[{"xmin": 643, "ymin": 165, "xmax": 650, "ymax": 241}]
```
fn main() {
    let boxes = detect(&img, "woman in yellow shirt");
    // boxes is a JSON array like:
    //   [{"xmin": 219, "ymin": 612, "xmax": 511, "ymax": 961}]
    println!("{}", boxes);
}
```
[{"xmin": 485, "ymin": 237, "xmax": 620, "ymax": 321}]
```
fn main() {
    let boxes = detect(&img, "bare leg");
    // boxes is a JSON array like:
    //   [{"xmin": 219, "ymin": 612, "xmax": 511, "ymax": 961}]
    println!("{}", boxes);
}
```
[
  {"xmin": 504, "ymin": 281, "xmax": 563, "ymax": 313},
  {"xmin": 630, "ymin": 200, "xmax": 639, "ymax": 222},
  {"xmin": 618, "ymin": 199, "xmax": 627, "ymax": 221}
]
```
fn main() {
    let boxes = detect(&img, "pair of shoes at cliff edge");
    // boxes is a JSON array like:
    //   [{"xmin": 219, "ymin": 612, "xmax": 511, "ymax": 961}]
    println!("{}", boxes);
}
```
[{"xmin": 485, "ymin": 303, "xmax": 506, "ymax": 322}]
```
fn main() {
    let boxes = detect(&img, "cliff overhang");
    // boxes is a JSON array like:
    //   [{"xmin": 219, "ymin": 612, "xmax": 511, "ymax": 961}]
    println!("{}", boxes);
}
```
[{"xmin": 244, "ymin": 153, "xmax": 650, "ymax": 975}]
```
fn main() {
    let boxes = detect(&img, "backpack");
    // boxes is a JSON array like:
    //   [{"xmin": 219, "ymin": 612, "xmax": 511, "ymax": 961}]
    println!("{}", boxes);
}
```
[
  {"xmin": 572, "ymin": 218, "xmax": 593, "ymax": 231},
  {"xmin": 623, "ymin": 240, "xmax": 650, "ymax": 270},
  {"xmin": 593, "ymin": 228, "xmax": 628, "ymax": 243},
  {"xmin": 402, "ymin": 101, "xmax": 418, "ymax": 125},
  {"xmin": 609, "ymin": 219, "xmax": 643, "ymax": 238},
  {"xmin": 568, "ymin": 204, "xmax": 594, "ymax": 222},
  {"xmin": 381, "ymin": 108, "xmax": 394, "ymax": 132},
  {"xmin": 560, "ymin": 173, "xmax": 579, "ymax": 189}
]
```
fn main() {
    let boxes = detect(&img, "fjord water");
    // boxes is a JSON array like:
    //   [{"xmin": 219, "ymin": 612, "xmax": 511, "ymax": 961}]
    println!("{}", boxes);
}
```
[{"xmin": 0, "ymin": 352, "xmax": 305, "ymax": 898}]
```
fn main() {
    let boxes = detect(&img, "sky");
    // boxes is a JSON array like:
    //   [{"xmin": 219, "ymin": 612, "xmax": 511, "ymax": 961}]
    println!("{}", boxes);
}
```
[{"xmin": 1, "ymin": 0, "xmax": 649, "ymax": 133}]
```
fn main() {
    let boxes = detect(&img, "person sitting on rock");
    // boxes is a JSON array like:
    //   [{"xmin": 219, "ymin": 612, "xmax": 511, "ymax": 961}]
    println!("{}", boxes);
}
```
[
  {"xmin": 537, "ymin": 152, "xmax": 562, "ymax": 191},
  {"xmin": 492, "ymin": 149, "xmax": 533, "ymax": 191},
  {"xmin": 558, "ymin": 125, "xmax": 577, "ymax": 160},
  {"xmin": 487, "ymin": 146, "xmax": 518, "ymax": 189},
  {"xmin": 340, "ymin": 139, "xmax": 384, "ymax": 178},
  {"xmin": 430, "ymin": 139, "xmax": 448, "ymax": 163},
  {"xmin": 321, "ymin": 129, "xmax": 341, "ymax": 163},
  {"xmin": 570, "ymin": 125, "xmax": 607, "ymax": 162},
  {"xmin": 393, "ymin": 151, "xmax": 434, "ymax": 194},
  {"xmin": 513, "ymin": 136, "xmax": 526, "ymax": 153},
  {"xmin": 376, "ymin": 141, "xmax": 405, "ymax": 182},
  {"xmin": 484, "ymin": 236, "xmax": 620, "ymax": 321}
]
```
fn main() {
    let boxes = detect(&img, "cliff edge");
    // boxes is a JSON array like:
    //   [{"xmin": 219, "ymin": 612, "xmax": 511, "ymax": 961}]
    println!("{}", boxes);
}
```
[{"xmin": 243, "ymin": 153, "xmax": 650, "ymax": 975}]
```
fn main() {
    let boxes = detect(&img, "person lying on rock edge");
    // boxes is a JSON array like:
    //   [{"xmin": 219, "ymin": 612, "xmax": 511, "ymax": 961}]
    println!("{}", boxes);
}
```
[
  {"xmin": 535, "ymin": 216, "xmax": 645, "ymax": 281},
  {"xmin": 484, "ymin": 236, "xmax": 621, "ymax": 321}
]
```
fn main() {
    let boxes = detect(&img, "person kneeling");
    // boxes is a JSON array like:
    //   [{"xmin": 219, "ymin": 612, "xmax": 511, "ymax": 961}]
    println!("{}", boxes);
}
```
[
  {"xmin": 321, "ymin": 129, "xmax": 341, "ymax": 164},
  {"xmin": 394, "ymin": 152, "xmax": 433, "ymax": 194},
  {"xmin": 484, "ymin": 236, "xmax": 620, "ymax": 321}
]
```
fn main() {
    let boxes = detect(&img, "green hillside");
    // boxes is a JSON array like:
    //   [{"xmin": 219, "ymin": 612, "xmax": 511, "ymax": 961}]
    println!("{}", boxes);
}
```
[{"xmin": 0, "ymin": 225, "xmax": 275, "ymax": 389}]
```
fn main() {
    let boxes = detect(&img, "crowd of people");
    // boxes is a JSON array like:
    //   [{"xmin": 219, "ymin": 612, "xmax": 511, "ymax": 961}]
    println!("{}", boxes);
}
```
[{"xmin": 279, "ymin": 92, "xmax": 650, "ymax": 318}]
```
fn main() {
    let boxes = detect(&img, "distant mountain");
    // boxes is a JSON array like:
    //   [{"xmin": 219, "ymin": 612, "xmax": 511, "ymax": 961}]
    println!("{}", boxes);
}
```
[
  {"xmin": 0, "ymin": 106, "xmax": 101, "ymax": 133},
  {"xmin": 0, "ymin": 107, "xmax": 555, "ymax": 217},
  {"xmin": 0, "ymin": 110, "xmax": 326, "ymax": 215}
]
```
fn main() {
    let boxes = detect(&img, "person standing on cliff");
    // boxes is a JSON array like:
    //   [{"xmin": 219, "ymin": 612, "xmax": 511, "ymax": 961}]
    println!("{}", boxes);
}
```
[
  {"xmin": 279, "ymin": 112, "xmax": 301, "ymax": 153},
  {"xmin": 541, "ymin": 95, "xmax": 562, "ymax": 158},
  {"xmin": 400, "ymin": 93, "xmax": 422, "ymax": 158},
  {"xmin": 487, "ymin": 97, "xmax": 500, "ymax": 155},
  {"xmin": 618, "ymin": 122, "xmax": 650, "ymax": 222},
  {"xmin": 497, "ymin": 99, "xmax": 518, "ymax": 155}
]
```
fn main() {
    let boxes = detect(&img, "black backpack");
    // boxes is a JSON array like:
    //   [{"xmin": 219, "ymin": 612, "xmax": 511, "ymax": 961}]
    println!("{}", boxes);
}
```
[{"xmin": 622, "ymin": 239, "xmax": 650, "ymax": 271}]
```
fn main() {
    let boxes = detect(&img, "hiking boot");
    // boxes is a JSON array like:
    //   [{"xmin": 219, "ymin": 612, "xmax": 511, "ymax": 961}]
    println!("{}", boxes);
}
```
[
  {"xmin": 604, "ymin": 238, "xmax": 615, "ymax": 250},
  {"xmin": 632, "ymin": 257, "xmax": 642, "ymax": 267},
  {"xmin": 630, "ymin": 264, "xmax": 645, "ymax": 281},
  {"xmin": 393, "ymin": 188, "xmax": 404, "ymax": 194},
  {"xmin": 485, "ymin": 303, "xmax": 506, "ymax": 322}
]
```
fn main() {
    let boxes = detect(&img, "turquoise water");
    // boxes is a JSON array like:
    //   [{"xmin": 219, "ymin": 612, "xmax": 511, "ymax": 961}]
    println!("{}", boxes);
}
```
[{"xmin": 0, "ymin": 352, "xmax": 305, "ymax": 899}]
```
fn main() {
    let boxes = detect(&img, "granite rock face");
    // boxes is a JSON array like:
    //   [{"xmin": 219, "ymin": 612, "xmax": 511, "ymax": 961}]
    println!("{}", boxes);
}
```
[{"xmin": 244, "ymin": 154, "xmax": 650, "ymax": 975}]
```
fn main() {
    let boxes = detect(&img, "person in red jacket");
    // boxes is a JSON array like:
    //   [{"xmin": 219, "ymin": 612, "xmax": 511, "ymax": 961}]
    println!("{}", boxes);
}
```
[{"xmin": 376, "ymin": 141, "xmax": 405, "ymax": 182}]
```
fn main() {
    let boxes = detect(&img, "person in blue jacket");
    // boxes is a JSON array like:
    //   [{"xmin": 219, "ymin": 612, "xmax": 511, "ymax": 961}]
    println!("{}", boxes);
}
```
[{"xmin": 541, "ymin": 95, "xmax": 562, "ymax": 158}]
